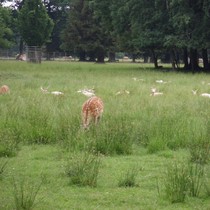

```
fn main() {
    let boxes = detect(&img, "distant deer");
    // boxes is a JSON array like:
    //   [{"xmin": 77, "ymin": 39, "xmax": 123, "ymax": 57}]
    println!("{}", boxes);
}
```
[
  {"xmin": 0, "ymin": 85, "xmax": 10, "ymax": 95},
  {"xmin": 82, "ymin": 96, "xmax": 104, "ymax": 129},
  {"xmin": 40, "ymin": 86, "xmax": 64, "ymax": 96},
  {"xmin": 150, "ymin": 88, "xmax": 163, "ymax": 96}
]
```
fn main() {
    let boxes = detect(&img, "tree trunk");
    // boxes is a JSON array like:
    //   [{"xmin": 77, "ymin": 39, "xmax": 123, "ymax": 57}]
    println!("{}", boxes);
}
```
[
  {"xmin": 183, "ymin": 48, "xmax": 190, "ymax": 70},
  {"xmin": 202, "ymin": 49, "xmax": 210, "ymax": 72},
  {"xmin": 171, "ymin": 49, "xmax": 180, "ymax": 69},
  {"xmin": 189, "ymin": 48, "xmax": 200, "ymax": 73},
  {"xmin": 143, "ymin": 54, "xmax": 149, "ymax": 63},
  {"xmin": 170, "ymin": 49, "xmax": 176, "ymax": 70},
  {"xmin": 96, "ymin": 49, "xmax": 105, "ymax": 63},
  {"xmin": 108, "ymin": 51, "xmax": 116, "ymax": 62},
  {"xmin": 132, "ymin": 53, "xmax": 136, "ymax": 62},
  {"xmin": 88, "ymin": 51, "xmax": 96, "ymax": 62},
  {"xmin": 78, "ymin": 50, "xmax": 86, "ymax": 61},
  {"xmin": 19, "ymin": 38, "xmax": 24, "ymax": 54},
  {"xmin": 150, "ymin": 49, "xmax": 159, "ymax": 68}
]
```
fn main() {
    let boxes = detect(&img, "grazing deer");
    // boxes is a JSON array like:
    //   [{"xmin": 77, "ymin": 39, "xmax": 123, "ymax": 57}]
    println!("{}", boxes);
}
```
[
  {"xmin": 0, "ymin": 85, "xmax": 10, "ymax": 95},
  {"xmin": 82, "ymin": 96, "xmax": 104, "ymax": 129}
]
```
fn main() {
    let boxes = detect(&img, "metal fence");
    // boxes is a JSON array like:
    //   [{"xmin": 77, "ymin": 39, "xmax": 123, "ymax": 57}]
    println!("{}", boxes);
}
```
[
  {"xmin": 0, "ymin": 48, "xmax": 75, "ymax": 62},
  {"xmin": 0, "ymin": 49, "xmax": 18, "ymax": 60}
]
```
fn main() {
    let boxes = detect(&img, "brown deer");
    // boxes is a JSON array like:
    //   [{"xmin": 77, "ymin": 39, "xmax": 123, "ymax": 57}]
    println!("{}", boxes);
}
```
[
  {"xmin": 82, "ymin": 96, "xmax": 104, "ymax": 129},
  {"xmin": 0, "ymin": 85, "xmax": 10, "ymax": 95}
]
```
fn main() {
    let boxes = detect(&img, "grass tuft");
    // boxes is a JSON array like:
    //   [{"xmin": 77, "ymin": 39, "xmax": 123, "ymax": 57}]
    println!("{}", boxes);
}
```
[
  {"xmin": 12, "ymin": 176, "xmax": 42, "ymax": 210},
  {"xmin": 118, "ymin": 166, "xmax": 139, "ymax": 187},
  {"xmin": 65, "ymin": 152, "xmax": 101, "ymax": 187}
]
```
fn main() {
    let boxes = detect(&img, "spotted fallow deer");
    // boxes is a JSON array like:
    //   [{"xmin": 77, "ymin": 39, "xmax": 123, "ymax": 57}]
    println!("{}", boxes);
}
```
[
  {"xmin": 0, "ymin": 85, "xmax": 10, "ymax": 95},
  {"xmin": 82, "ymin": 96, "xmax": 104, "ymax": 129}
]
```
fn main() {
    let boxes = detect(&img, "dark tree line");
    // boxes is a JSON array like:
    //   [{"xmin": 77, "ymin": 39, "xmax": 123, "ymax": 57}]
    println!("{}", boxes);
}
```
[{"xmin": 1, "ymin": 0, "xmax": 210, "ymax": 71}]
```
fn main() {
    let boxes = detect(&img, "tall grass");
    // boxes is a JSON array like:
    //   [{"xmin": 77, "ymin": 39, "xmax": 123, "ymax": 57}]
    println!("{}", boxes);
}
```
[
  {"xmin": 164, "ymin": 160, "xmax": 205, "ymax": 203},
  {"xmin": 118, "ymin": 166, "xmax": 139, "ymax": 187},
  {"xmin": 1, "ymin": 61, "xmax": 210, "ymax": 156},
  {"xmin": 1, "ymin": 61, "xmax": 210, "ymax": 209},
  {"xmin": 12, "ymin": 176, "xmax": 42, "ymax": 210},
  {"xmin": 65, "ymin": 152, "xmax": 101, "ymax": 187},
  {"xmin": 164, "ymin": 161, "xmax": 190, "ymax": 203},
  {"xmin": 0, "ymin": 159, "xmax": 8, "ymax": 178}
]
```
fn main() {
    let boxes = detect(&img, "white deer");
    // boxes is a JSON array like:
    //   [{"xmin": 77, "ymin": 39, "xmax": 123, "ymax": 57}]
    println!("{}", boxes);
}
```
[
  {"xmin": 77, "ymin": 88, "xmax": 95, "ymax": 97},
  {"xmin": 150, "ymin": 88, "xmax": 163, "ymax": 96},
  {"xmin": 40, "ymin": 87, "xmax": 64, "ymax": 96}
]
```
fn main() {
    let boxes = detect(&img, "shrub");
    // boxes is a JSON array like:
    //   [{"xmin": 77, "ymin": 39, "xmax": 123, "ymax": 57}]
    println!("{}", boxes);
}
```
[{"xmin": 65, "ymin": 152, "xmax": 101, "ymax": 187}]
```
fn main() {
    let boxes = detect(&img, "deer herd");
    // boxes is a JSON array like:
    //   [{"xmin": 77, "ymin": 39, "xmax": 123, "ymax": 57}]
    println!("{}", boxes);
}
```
[{"xmin": 2, "ymin": 78, "xmax": 210, "ymax": 129}]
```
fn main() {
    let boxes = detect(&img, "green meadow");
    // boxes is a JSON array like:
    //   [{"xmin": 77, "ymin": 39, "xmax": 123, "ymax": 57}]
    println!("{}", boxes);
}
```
[{"xmin": 0, "ymin": 60, "xmax": 210, "ymax": 209}]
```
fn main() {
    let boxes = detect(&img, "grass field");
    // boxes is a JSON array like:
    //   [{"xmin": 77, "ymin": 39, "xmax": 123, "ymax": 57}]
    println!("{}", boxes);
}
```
[{"xmin": 0, "ymin": 60, "xmax": 210, "ymax": 209}]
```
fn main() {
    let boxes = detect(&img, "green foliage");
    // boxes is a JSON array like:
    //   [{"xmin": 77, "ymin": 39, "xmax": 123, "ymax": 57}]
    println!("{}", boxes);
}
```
[
  {"xmin": 0, "ymin": 6, "xmax": 14, "ymax": 48},
  {"xmin": 18, "ymin": 0, "xmax": 54, "ymax": 46},
  {"xmin": 61, "ymin": 0, "xmax": 107, "ymax": 61},
  {"xmin": 65, "ymin": 152, "xmax": 101, "ymax": 187}
]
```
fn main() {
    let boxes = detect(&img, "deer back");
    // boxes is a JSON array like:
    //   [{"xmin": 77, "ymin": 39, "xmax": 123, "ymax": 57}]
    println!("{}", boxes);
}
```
[
  {"xmin": 0, "ymin": 85, "xmax": 10, "ymax": 94},
  {"xmin": 82, "ymin": 96, "xmax": 104, "ymax": 128}
]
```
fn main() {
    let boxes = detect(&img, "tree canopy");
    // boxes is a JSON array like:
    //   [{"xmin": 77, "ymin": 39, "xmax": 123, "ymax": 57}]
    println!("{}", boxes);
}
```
[
  {"xmin": 18, "ymin": 0, "xmax": 54, "ymax": 46},
  {"xmin": 0, "ymin": 5, "xmax": 14, "ymax": 48},
  {"xmin": 1, "ymin": 0, "xmax": 210, "ymax": 71}
]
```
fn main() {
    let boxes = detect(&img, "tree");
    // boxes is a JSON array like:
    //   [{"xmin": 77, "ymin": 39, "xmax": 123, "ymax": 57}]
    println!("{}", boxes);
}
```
[
  {"xmin": 0, "ymin": 5, "xmax": 14, "ymax": 48},
  {"xmin": 43, "ymin": 0, "xmax": 69, "ymax": 57},
  {"xmin": 128, "ymin": 0, "xmax": 169, "ymax": 68},
  {"xmin": 18, "ymin": 0, "xmax": 54, "ymax": 47},
  {"xmin": 61, "ymin": 0, "xmax": 107, "ymax": 62},
  {"xmin": 91, "ymin": 0, "xmax": 118, "ymax": 62},
  {"xmin": 110, "ymin": 0, "xmax": 138, "ymax": 61},
  {"xmin": 166, "ymin": 0, "xmax": 210, "ymax": 72}
]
